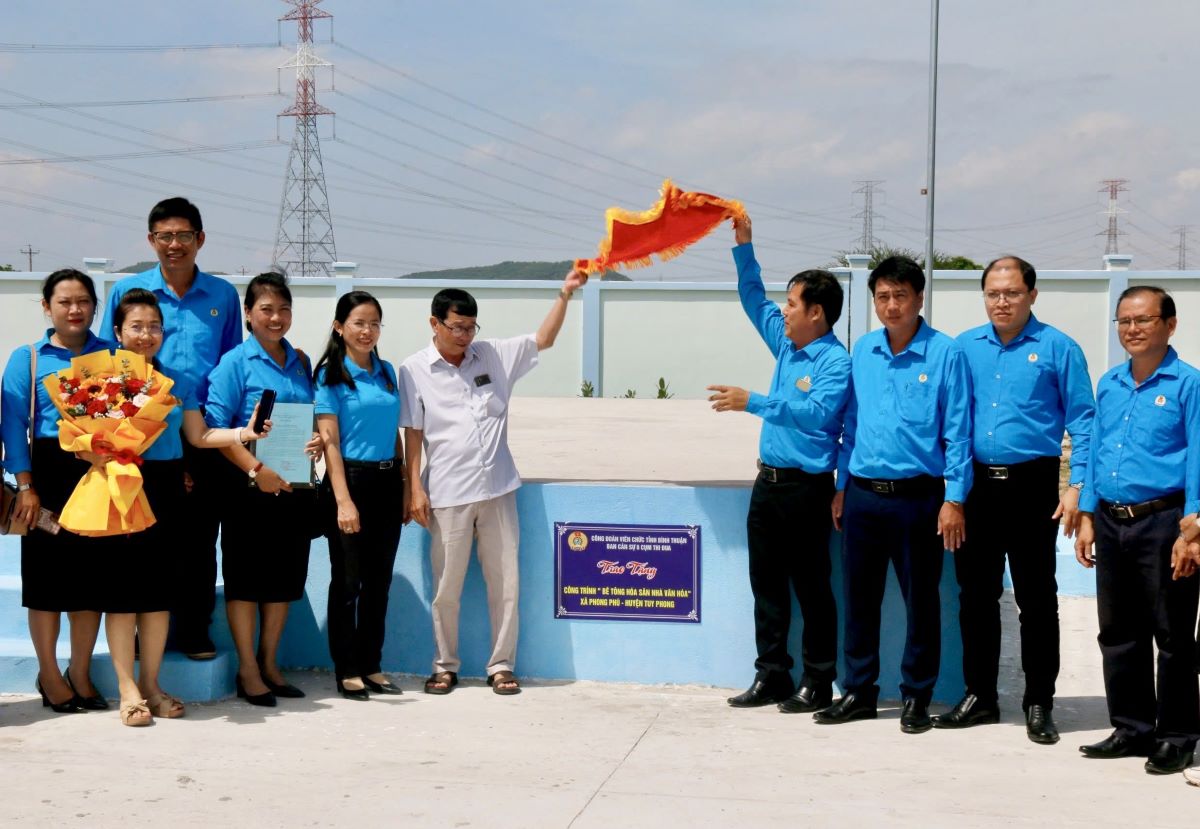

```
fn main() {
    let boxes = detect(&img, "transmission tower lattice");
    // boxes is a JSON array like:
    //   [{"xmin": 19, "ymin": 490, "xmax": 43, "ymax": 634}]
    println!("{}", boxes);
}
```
[
  {"xmin": 1098, "ymin": 179, "xmax": 1128, "ymax": 256},
  {"xmin": 273, "ymin": 0, "xmax": 337, "ymax": 278},
  {"xmin": 852, "ymin": 180, "xmax": 883, "ymax": 251},
  {"xmin": 1175, "ymin": 226, "xmax": 1191, "ymax": 270}
]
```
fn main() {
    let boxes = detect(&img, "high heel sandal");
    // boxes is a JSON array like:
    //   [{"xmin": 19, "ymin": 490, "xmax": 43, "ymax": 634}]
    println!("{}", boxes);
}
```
[
  {"xmin": 236, "ymin": 676, "xmax": 277, "ymax": 708},
  {"xmin": 36, "ymin": 676, "xmax": 85, "ymax": 714},
  {"xmin": 65, "ymin": 665, "xmax": 109, "ymax": 710},
  {"xmin": 145, "ymin": 692, "xmax": 186, "ymax": 719}
]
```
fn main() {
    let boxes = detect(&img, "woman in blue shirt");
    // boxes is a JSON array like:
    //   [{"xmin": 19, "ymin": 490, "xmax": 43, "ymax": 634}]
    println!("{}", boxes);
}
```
[
  {"xmin": 100, "ymin": 289, "xmax": 271, "ymax": 725},
  {"xmin": 0, "ymin": 269, "xmax": 113, "ymax": 714},
  {"xmin": 204, "ymin": 271, "xmax": 322, "ymax": 707},
  {"xmin": 315, "ymin": 291, "xmax": 407, "ymax": 700}
]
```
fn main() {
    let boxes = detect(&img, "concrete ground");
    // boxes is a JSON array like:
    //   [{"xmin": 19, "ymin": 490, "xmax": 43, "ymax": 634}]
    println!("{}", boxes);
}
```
[{"xmin": 2, "ymin": 595, "xmax": 1197, "ymax": 827}]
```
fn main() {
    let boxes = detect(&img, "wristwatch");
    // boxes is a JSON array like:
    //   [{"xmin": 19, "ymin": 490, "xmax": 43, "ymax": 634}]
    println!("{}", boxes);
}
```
[
  {"xmin": 16, "ymin": 483, "xmax": 31, "ymax": 493},
  {"xmin": 1069, "ymin": 481, "xmax": 1084, "ymax": 491},
  {"xmin": 248, "ymin": 461, "xmax": 264, "ymax": 481}
]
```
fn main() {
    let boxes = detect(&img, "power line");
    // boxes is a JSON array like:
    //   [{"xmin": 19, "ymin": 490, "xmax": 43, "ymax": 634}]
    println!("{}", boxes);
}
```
[
  {"xmin": 0, "ymin": 42, "xmax": 281, "ymax": 53},
  {"xmin": 0, "ymin": 139, "xmax": 281, "ymax": 165},
  {"xmin": 0, "ymin": 92, "xmax": 284, "ymax": 109}
]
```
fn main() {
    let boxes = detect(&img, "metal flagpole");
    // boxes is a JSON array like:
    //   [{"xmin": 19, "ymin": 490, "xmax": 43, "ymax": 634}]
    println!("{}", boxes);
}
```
[{"xmin": 923, "ymin": 0, "xmax": 940, "ymax": 323}]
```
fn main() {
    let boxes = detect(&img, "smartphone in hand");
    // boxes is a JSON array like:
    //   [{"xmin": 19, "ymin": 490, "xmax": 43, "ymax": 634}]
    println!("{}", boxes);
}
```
[{"xmin": 253, "ymin": 389, "xmax": 277, "ymax": 435}]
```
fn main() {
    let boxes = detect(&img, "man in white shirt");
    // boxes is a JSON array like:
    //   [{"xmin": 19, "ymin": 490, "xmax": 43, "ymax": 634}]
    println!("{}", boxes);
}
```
[{"xmin": 402, "ymin": 269, "xmax": 587, "ymax": 695}]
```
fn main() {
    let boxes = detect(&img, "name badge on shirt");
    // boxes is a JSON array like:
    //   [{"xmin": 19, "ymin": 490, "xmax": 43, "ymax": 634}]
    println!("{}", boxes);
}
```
[
  {"xmin": 795, "ymin": 375, "xmax": 812, "ymax": 393},
  {"xmin": 474, "ymin": 373, "xmax": 492, "ymax": 387},
  {"xmin": 1155, "ymin": 394, "xmax": 1167, "ymax": 406}
]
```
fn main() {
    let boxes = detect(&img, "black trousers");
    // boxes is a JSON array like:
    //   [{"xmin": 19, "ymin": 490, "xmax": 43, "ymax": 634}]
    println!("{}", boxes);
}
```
[
  {"xmin": 326, "ymin": 464, "xmax": 404, "ymax": 679},
  {"xmin": 746, "ymin": 469, "xmax": 837, "ymax": 687},
  {"xmin": 170, "ymin": 441, "xmax": 224, "ymax": 649},
  {"xmin": 1095, "ymin": 505, "xmax": 1200, "ymax": 748},
  {"xmin": 842, "ymin": 478, "xmax": 945, "ymax": 704},
  {"xmin": 955, "ymin": 458, "xmax": 1061, "ymax": 710}
]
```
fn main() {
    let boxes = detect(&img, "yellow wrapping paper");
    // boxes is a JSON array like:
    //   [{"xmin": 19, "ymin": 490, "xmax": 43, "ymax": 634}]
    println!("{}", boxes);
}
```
[{"xmin": 42, "ymin": 349, "xmax": 177, "ymax": 537}]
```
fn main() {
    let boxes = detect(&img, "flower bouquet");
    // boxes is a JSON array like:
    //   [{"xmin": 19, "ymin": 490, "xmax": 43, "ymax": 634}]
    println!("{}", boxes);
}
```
[{"xmin": 41, "ymin": 349, "xmax": 178, "ymax": 536}]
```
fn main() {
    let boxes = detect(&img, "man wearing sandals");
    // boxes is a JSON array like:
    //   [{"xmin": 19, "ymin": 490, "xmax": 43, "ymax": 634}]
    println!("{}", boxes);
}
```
[{"xmin": 401, "ymin": 270, "xmax": 587, "ymax": 695}]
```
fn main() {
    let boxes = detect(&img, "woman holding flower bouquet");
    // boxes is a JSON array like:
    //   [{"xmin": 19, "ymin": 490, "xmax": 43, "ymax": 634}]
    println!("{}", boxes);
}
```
[
  {"xmin": 0, "ymin": 269, "xmax": 113, "ymax": 714},
  {"xmin": 97, "ymin": 288, "xmax": 273, "ymax": 725},
  {"xmin": 204, "ymin": 271, "xmax": 323, "ymax": 707}
]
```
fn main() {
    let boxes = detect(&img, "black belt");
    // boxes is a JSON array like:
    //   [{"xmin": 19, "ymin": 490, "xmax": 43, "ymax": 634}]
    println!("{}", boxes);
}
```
[
  {"xmin": 850, "ymin": 474, "xmax": 943, "ymax": 497},
  {"xmin": 756, "ymin": 460, "xmax": 829, "ymax": 484},
  {"xmin": 343, "ymin": 458, "xmax": 400, "ymax": 470},
  {"xmin": 974, "ymin": 456, "xmax": 1059, "ymax": 481},
  {"xmin": 1099, "ymin": 492, "xmax": 1184, "ymax": 522}
]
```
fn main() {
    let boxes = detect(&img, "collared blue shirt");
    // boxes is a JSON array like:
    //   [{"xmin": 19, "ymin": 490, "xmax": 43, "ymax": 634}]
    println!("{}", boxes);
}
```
[
  {"xmin": 1080, "ymin": 347, "xmax": 1200, "ymax": 515},
  {"xmin": 836, "ymin": 319, "xmax": 974, "ymax": 502},
  {"xmin": 314, "ymin": 353, "xmax": 401, "ymax": 463},
  {"xmin": 100, "ymin": 265, "xmax": 242, "ymax": 405},
  {"xmin": 141, "ymin": 373, "xmax": 199, "ymax": 463},
  {"xmin": 957, "ymin": 314, "xmax": 1094, "ymax": 479},
  {"xmin": 1, "ymin": 329, "xmax": 115, "ymax": 475},
  {"xmin": 734, "ymin": 243, "xmax": 850, "ymax": 473},
  {"xmin": 204, "ymin": 336, "xmax": 314, "ymax": 429}
]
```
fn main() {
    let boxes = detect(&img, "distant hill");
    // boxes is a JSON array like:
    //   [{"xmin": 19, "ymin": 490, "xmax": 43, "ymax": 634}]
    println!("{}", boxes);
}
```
[
  {"xmin": 112, "ymin": 261, "xmax": 157, "ymax": 274},
  {"xmin": 401, "ymin": 260, "xmax": 631, "ymax": 281}
]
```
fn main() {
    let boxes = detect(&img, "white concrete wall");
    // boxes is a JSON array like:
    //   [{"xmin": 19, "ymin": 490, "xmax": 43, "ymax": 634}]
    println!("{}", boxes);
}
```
[{"xmin": 3, "ymin": 265, "xmax": 1199, "ymax": 398}]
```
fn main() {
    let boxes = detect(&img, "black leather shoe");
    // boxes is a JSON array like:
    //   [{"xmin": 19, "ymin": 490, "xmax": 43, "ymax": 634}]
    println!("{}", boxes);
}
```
[
  {"xmin": 263, "ymin": 678, "xmax": 306, "ymax": 698},
  {"xmin": 236, "ymin": 677, "xmax": 277, "ymax": 708},
  {"xmin": 900, "ymin": 698, "xmax": 932, "ymax": 734},
  {"xmin": 813, "ymin": 692, "xmax": 877, "ymax": 724},
  {"xmin": 336, "ymin": 678, "xmax": 370, "ymax": 701},
  {"xmin": 64, "ymin": 666, "xmax": 109, "ymax": 710},
  {"xmin": 1025, "ymin": 705, "xmax": 1059, "ymax": 744},
  {"xmin": 1145, "ymin": 741, "xmax": 1195, "ymax": 775},
  {"xmin": 36, "ymin": 677, "xmax": 86, "ymax": 714},
  {"xmin": 727, "ymin": 679, "xmax": 793, "ymax": 708},
  {"xmin": 932, "ymin": 694, "xmax": 1000, "ymax": 729},
  {"xmin": 778, "ymin": 683, "xmax": 832, "ymax": 714},
  {"xmin": 1079, "ymin": 731, "xmax": 1152, "ymax": 759},
  {"xmin": 362, "ymin": 675, "xmax": 404, "ymax": 695}
]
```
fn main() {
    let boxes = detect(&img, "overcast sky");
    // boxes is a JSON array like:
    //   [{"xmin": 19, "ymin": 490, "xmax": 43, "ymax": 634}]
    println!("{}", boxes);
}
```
[{"xmin": 2, "ymin": 1, "xmax": 1197, "ymax": 280}]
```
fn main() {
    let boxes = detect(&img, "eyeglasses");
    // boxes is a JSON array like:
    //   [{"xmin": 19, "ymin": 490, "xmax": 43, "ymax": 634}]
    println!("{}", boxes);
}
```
[
  {"xmin": 438, "ymin": 320, "xmax": 480, "ymax": 337},
  {"xmin": 123, "ymin": 323, "xmax": 163, "ymax": 336},
  {"xmin": 1113, "ymin": 315, "xmax": 1162, "ymax": 330},
  {"xmin": 151, "ymin": 231, "xmax": 198, "ymax": 245},
  {"xmin": 983, "ymin": 290, "xmax": 1028, "ymax": 304},
  {"xmin": 346, "ymin": 320, "xmax": 383, "ymax": 333}
]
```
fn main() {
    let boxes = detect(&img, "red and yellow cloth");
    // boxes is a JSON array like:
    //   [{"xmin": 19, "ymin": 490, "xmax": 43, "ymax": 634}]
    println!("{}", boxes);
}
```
[
  {"xmin": 42, "ymin": 350, "xmax": 178, "ymax": 536},
  {"xmin": 575, "ymin": 179, "xmax": 746, "ymax": 275}
]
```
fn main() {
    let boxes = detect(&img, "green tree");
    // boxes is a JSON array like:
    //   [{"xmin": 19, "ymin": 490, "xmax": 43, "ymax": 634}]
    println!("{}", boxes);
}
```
[
  {"xmin": 0, "ymin": 264, "xmax": 14, "ymax": 271},
  {"xmin": 832, "ymin": 245, "xmax": 980, "ymax": 270}
]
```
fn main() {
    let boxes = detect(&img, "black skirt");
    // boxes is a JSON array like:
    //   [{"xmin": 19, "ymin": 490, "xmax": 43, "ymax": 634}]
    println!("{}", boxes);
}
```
[
  {"xmin": 220, "ymin": 478, "xmax": 314, "ymax": 604},
  {"xmin": 97, "ymin": 458, "xmax": 184, "ymax": 613},
  {"xmin": 21, "ymin": 438, "xmax": 109, "ymax": 612}
]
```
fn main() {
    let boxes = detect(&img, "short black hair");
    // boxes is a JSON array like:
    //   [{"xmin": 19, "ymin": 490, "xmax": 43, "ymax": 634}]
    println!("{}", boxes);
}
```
[
  {"xmin": 148, "ymin": 197, "xmax": 203, "ymax": 232},
  {"xmin": 41, "ymin": 268, "xmax": 98, "ymax": 305},
  {"xmin": 1117, "ymin": 285, "xmax": 1176, "ymax": 320},
  {"xmin": 244, "ymin": 271, "xmax": 292, "ymax": 332},
  {"xmin": 787, "ymin": 269, "xmax": 844, "ymax": 326},
  {"xmin": 868, "ymin": 255, "xmax": 925, "ymax": 295},
  {"xmin": 431, "ymin": 288, "xmax": 478, "ymax": 320},
  {"xmin": 981, "ymin": 255, "xmax": 1036, "ymax": 291}
]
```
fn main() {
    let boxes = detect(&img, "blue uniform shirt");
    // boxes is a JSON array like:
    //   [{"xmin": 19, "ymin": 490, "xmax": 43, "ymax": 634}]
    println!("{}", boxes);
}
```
[
  {"xmin": 734, "ymin": 243, "xmax": 850, "ymax": 473},
  {"xmin": 836, "ymin": 319, "xmax": 974, "ymax": 502},
  {"xmin": 314, "ymin": 354, "xmax": 402, "ymax": 463},
  {"xmin": 204, "ymin": 337, "xmax": 314, "ymax": 430},
  {"xmin": 1, "ymin": 329, "xmax": 115, "ymax": 475},
  {"xmin": 957, "ymin": 314, "xmax": 1094, "ymax": 480},
  {"xmin": 1080, "ymin": 347, "xmax": 1200, "ymax": 516},
  {"xmin": 100, "ymin": 265, "xmax": 242, "ymax": 405},
  {"xmin": 141, "ymin": 373, "xmax": 200, "ymax": 463}
]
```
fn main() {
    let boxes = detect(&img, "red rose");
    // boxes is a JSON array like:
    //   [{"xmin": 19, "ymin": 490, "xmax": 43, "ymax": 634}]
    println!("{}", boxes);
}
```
[
  {"xmin": 67, "ymin": 377, "xmax": 81, "ymax": 389},
  {"xmin": 120, "ymin": 401, "xmax": 140, "ymax": 418},
  {"xmin": 104, "ymin": 382, "xmax": 122, "ymax": 398},
  {"xmin": 86, "ymin": 384, "xmax": 102, "ymax": 394},
  {"xmin": 67, "ymin": 389, "xmax": 90, "ymax": 405},
  {"xmin": 85, "ymin": 399, "xmax": 107, "ymax": 417},
  {"xmin": 125, "ymin": 379, "xmax": 146, "ymax": 394}
]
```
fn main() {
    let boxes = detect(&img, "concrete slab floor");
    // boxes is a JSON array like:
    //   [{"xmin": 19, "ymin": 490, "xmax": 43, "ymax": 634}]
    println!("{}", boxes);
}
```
[{"xmin": 1, "ymin": 597, "xmax": 1196, "ymax": 828}]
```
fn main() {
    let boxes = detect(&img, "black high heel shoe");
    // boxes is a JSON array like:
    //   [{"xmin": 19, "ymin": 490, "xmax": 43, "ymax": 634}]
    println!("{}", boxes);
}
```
[
  {"xmin": 64, "ymin": 666, "xmax": 108, "ymax": 710},
  {"xmin": 263, "ymin": 677, "xmax": 306, "ymax": 699},
  {"xmin": 336, "ymin": 678, "xmax": 370, "ymax": 701},
  {"xmin": 36, "ymin": 676, "xmax": 85, "ymax": 714},
  {"xmin": 236, "ymin": 677, "xmax": 277, "ymax": 708},
  {"xmin": 362, "ymin": 675, "xmax": 403, "ymax": 695}
]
